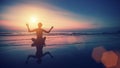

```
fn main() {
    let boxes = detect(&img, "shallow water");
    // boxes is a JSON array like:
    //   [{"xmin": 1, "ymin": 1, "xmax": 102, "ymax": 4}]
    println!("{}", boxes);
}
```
[{"xmin": 0, "ymin": 33, "xmax": 120, "ymax": 68}]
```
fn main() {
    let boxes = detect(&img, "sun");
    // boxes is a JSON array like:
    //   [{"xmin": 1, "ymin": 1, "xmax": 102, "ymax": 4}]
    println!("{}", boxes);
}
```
[
  {"xmin": 30, "ymin": 17, "xmax": 38, "ymax": 23},
  {"xmin": 27, "ymin": 16, "xmax": 39, "ymax": 28}
]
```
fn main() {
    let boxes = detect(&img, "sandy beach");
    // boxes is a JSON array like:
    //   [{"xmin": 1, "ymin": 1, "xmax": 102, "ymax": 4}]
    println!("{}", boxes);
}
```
[{"xmin": 0, "ymin": 33, "xmax": 120, "ymax": 68}]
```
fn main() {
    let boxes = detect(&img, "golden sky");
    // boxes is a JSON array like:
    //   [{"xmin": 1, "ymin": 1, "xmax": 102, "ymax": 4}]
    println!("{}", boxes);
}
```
[{"xmin": 0, "ymin": 1, "xmax": 99, "ymax": 32}]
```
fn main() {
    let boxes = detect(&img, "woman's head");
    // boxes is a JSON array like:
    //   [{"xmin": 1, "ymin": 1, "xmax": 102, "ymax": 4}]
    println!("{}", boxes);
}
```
[{"xmin": 38, "ymin": 22, "xmax": 42, "ymax": 28}]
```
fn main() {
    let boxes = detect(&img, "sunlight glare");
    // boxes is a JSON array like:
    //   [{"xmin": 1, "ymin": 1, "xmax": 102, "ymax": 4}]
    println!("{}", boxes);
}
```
[
  {"xmin": 30, "ymin": 16, "xmax": 38, "ymax": 23},
  {"xmin": 27, "ymin": 16, "xmax": 39, "ymax": 28}
]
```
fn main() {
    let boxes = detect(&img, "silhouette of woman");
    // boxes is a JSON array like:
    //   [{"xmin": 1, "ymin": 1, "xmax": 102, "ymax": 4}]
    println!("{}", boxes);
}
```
[
  {"xmin": 26, "ymin": 22, "xmax": 54, "ymax": 64},
  {"xmin": 26, "ymin": 23, "xmax": 53, "ymax": 47}
]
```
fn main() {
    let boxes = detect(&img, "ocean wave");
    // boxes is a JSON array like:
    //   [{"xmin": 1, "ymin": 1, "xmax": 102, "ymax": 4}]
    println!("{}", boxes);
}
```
[
  {"xmin": 0, "ymin": 32, "xmax": 120, "ymax": 36},
  {"xmin": 0, "ymin": 39, "xmax": 30, "ymax": 41},
  {"xmin": 0, "ymin": 32, "xmax": 33, "ymax": 36}
]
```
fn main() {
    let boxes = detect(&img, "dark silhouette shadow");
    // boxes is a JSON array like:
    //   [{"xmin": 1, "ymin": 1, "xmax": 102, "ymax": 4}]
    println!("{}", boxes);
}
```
[
  {"xmin": 26, "ymin": 22, "xmax": 54, "ymax": 64},
  {"xmin": 26, "ymin": 52, "xmax": 53, "ymax": 64},
  {"xmin": 25, "ymin": 41, "xmax": 53, "ymax": 64}
]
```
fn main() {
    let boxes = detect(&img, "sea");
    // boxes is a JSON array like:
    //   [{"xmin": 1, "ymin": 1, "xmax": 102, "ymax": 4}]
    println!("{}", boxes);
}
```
[{"xmin": 0, "ymin": 32, "xmax": 120, "ymax": 68}]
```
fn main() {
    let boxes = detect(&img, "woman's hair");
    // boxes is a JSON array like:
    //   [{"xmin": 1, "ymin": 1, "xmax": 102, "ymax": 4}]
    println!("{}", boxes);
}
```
[{"xmin": 38, "ymin": 22, "xmax": 42, "ymax": 26}]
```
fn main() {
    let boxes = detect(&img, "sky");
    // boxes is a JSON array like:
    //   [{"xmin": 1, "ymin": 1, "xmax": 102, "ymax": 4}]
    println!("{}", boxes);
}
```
[{"xmin": 0, "ymin": 0, "xmax": 120, "ymax": 32}]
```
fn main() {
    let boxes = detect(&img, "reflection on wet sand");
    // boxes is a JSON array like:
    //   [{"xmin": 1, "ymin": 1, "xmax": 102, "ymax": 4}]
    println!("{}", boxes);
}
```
[
  {"xmin": 25, "ymin": 37, "xmax": 53, "ymax": 64},
  {"xmin": 0, "ymin": 34, "xmax": 120, "ymax": 68},
  {"xmin": 25, "ymin": 39, "xmax": 53, "ymax": 64}
]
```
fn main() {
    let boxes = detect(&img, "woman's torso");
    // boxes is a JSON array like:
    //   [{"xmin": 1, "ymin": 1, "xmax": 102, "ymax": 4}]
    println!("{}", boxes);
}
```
[{"xmin": 36, "ymin": 28, "xmax": 43, "ymax": 39}]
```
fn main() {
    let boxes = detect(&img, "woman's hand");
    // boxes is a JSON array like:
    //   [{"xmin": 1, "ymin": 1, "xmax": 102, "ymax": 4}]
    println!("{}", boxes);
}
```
[
  {"xmin": 51, "ymin": 26, "xmax": 54, "ymax": 29},
  {"xmin": 26, "ymin": 24, "xmax": 29, "ymax": 27}
]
